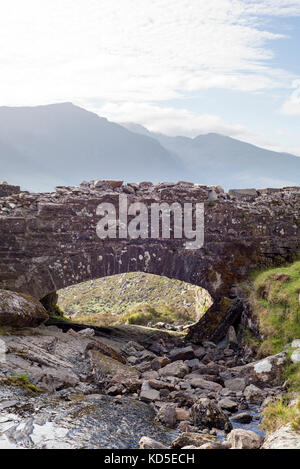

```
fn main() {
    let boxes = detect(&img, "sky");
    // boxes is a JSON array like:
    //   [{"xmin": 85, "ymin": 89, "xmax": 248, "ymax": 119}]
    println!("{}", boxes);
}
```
[{"xmin": 1, "ymin": 0, "xmax": 300, "ymax": 155}]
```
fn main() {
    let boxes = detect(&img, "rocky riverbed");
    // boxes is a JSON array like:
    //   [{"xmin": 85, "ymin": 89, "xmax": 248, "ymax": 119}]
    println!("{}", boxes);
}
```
[{"xmin": 0, "ymin": 319, "xmax": 298, "ymax": 449}]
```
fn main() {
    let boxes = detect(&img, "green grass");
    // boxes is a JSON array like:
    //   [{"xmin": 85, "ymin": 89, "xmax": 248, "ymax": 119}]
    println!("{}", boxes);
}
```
[
  {"xmin": 1, "ymin": 374, "xmax": 46, "ymax": 395},
  {"xmin": 251, "ymin": 259, "xmax": 300, "ymax": 433},
  {"xmin": 250, "ymin": 260, "xmax": 300, "ymax": 356},
  {"xmin": 58, "ymin": 272, "xmax": 212, "ymax": 327},
  {"xmin": 262, "ymin": 398, "xmax": 300, "ymax": 433}
]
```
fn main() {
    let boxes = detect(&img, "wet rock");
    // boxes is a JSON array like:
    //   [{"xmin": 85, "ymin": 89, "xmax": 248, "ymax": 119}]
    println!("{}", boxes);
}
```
[
  {"xmin": 158, "ymin": 361, "xmax": 189, "ymax": 378},
  {"xmin": 218, "ymin": 398, "xmax": 238, "ymax": 412},
  {"xmin": 231, "ymin": 412, "xmax": 253, "ymax": 424},
  {"xmin": 191, "ymin": 398, "xmax": 232, "ymax": 432},
  {"xmin": 139, "ymin": 437, "xmax": 168, "ymax": 449},
  {"xmin": 226, "ymin": 429, "xmax": 263, "ymax": 449},
  {"xmin": 0, "ymin": 290, "xmax": 48, "ymax": 328}
]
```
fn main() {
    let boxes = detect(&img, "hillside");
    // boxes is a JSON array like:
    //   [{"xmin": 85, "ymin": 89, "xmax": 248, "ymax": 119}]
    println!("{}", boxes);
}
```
[{"xmin": 57, "ymin": 272, "xmax": 212, "ymax": 327}]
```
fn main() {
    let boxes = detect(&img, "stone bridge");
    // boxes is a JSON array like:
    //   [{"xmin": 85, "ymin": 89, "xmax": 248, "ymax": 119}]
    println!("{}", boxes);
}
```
[{"xmin": 1, "ymin": 180, "xmax": 300, "ymax": 342}]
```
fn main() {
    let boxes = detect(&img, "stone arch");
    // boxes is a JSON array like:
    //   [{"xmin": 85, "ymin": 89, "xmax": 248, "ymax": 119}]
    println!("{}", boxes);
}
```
[{"xmin": 1, "ymin": 181, "xmax": 300, "ymax": 342}]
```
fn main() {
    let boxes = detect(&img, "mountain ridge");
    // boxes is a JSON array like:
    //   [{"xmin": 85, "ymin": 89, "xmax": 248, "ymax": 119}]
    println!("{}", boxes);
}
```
[{"xmin": 0, "ymin": 102, "xmax": 299, "ymax": 192}]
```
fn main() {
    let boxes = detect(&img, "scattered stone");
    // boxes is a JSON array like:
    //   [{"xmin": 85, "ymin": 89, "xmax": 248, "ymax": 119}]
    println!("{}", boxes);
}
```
[
  {"xmin": 187, "ymin": 376, "xmax": 223, "ymax": 392},
  {"xmin": 185, "ymin": 358, "xmax": 201, "ymax": 371},
  {"xmin": 140, "ymin": 382, "xmax": 160, "ymax": 402},
  {"xmin": 157, "ymin": 405, "xmax": 177, "ymax": 428},
  {"xmin": 158, "ymin": 361, "xmax": 189, "ymax": 378},
  {"xmin": 169, "ymin": 346, "xmax": 195, "ymax": 362},
  {"xmin": 151, "ymin": 357, "xmax": 170, "ymax": 370}
]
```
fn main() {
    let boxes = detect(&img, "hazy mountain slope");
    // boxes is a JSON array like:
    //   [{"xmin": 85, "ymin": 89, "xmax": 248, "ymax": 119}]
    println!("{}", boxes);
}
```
[
  {"xmin": 0, "ymin": 103, "xmax": 183, "ymax": 192},
  {"xmin": 124, "ymin": 124, "xmax": 300, "ymax": 189}
]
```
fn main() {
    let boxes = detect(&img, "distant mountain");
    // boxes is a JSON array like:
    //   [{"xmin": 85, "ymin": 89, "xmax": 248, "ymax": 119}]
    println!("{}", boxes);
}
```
[
  {"xmin": 124, "ymin": 123, "xmax": 300, "ymax": 189},
  {"xmin": 0, "ymin": 102, "xmax": 299, "ymax": 192},
  {"xmin": 0, "ymin": 103, "xmax": 183, "ymax": 192}
]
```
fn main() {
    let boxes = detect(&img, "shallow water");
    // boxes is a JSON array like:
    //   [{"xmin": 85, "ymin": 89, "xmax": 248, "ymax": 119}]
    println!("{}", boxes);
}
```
[
  {"xmin": 217, "ymin": 405, "xmax": 265, "ymax": 442},
  {"xmin": 0, "ymin": 388, "xmax": 178, "ymax": 449}
]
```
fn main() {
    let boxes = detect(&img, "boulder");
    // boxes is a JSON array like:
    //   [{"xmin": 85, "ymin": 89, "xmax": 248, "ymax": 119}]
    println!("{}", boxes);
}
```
[
  {"xmin": 139, "ymin": 437, "xmax": 167, "ymax": 449},
  {"xmin": 244, "ymin": 384, "xmax": 264, "ymax": 404},
  {"xmin": 158, "ymin": 360, "xmax": 189, "ymax": 378},
  {"xmin": 0, "ymin": 290, "xmax": 48, "ymax": 328},
  {"xmin": 262, "ymin": 424, "xmax": 300, "ymax": 449},
  {"xmin": 226, "ymin": 429, "xmax": 263, "ymax": 449},
  {"xmin": 218, "ymin": 398, "xmax": 238, "ymax": 412},
  {"xmin": 231, "ymin": 352, "xmax": 287, "ymax": 387},
  {"xmin": 171, "ymin": 432, "xmax": 218, "ymax": 449},
  {"xmin": 231, "ymin": 412, "xmax": 253, "ymax": 424},
  {"xmin": 191, "ymin": 398, "xmax": 232, "ymax": 432}
]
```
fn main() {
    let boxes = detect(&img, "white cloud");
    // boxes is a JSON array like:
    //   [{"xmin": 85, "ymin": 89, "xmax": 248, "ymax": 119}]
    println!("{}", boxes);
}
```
[
  {"xmin": 90, "ymin": 100, "xmax": 300, "ymax": 155},
  {"xmin": 93, "ymin": 101, "xmax": 248, "ymax": 138},
  {"xmin": 282, "ymin": 80, "xmax": 300, "ymax": 114},
  {"xmin": 0, "ymin": 0, "xmax": 299, "ymax": 105}
]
